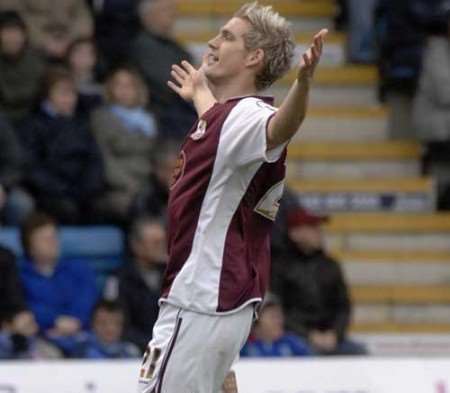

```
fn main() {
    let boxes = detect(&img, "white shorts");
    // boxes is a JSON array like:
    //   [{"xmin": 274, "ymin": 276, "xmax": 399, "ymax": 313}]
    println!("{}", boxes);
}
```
[{"xmin": 137, "ymin": 303, "xmax": 254, "ymax": 393}]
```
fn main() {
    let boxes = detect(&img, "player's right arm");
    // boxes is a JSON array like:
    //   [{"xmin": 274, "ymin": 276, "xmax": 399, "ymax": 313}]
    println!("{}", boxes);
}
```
[{"xmin": 168, "ymin": 60, "xmax": 217, "ymax": 118}]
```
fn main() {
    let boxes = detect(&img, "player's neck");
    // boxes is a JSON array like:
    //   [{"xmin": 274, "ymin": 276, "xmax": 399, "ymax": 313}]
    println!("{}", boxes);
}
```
[{"xmin": 209, "ymin": 78, "xmax": 257, "ymax": 103}]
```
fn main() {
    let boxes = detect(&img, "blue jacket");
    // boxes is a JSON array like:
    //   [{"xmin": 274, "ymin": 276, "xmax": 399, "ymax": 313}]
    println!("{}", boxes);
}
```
[
  {"xmin": 71, "ymin": 332, "xmax": 140, "ymax": 359},
  {"xmin": 20, "ymin": 258, "xmax": 98, "ymax": 331},
  {"xmin": 240, "ymin": 334, "xmax": 312, "ymax": 358}
]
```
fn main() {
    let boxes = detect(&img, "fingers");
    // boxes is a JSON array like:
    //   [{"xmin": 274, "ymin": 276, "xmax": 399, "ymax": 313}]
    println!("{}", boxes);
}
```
[
  {"xmin": 167, "ymin": 80, "xmax": 181, "ymax": 95},
  {"xmin": 181, "ymin": 60, "xmax": 196, "ymax": 74}
]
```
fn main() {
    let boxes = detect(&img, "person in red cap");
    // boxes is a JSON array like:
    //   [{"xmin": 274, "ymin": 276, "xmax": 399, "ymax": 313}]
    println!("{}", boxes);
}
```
[{"xmin": 271, "ymin": 207, "xmax": 367, "ymax": 356}]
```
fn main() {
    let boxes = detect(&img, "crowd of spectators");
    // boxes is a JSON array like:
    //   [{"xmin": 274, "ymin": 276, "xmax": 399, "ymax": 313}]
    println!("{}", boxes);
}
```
[
  {"xmin": 0, "ymin": 0, "xmax": 376, "ymax": 362},
  {"xmin": 338, "ymin": 0, "xmax": 450, "ymax": 209}
]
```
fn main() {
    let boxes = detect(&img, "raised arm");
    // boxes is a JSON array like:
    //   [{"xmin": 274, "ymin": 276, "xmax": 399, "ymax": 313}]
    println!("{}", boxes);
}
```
[
  {"xmin": 168, "ymin": 60, "xmax": 217, "ymax": 118},
  {"xmin": 266, "ymin": 29, "xmax": 328, "ymax": 150}
]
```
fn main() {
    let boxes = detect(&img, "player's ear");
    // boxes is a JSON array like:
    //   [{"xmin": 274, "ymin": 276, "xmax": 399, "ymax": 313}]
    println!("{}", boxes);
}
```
[{"xmin": 246, "ymin": 48, "xmax": 264, "ymax": 68}]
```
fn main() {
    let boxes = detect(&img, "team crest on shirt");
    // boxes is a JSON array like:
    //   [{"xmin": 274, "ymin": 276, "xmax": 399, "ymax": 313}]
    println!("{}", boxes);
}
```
[
  {"xmin": 190, "ymin": 119, "xmax": 207, "ymax": 140},
  {"xmin": 254, "ymin": 180, "xmax": 285, "ymax": 221}
]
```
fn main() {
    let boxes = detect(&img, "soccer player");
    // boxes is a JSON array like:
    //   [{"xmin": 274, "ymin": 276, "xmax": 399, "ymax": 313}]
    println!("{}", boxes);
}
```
[{"xmin": 138, "ymin": 2, "xmax": 327, "ymax": 392}]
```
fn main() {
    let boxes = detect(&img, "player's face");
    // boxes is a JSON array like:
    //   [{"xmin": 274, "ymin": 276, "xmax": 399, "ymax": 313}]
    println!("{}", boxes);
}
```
[{"xmin": 204, "ymin": 17, "xmax": 256, "ymax": 85}]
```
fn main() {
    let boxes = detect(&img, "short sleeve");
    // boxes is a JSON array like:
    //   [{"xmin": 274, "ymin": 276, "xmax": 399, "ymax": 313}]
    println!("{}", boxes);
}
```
[{"xmin": 220, "ymin": 98, "xmax": 286, "ymax": 167}]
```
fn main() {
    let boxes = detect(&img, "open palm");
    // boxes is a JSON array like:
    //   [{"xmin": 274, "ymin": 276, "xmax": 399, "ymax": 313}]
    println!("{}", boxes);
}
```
[
  {"xmin": 168, "ymin": 60, "xmax": 207, "ymax": 101},
  {"xmin": 298, "ymin": 29, "xmax": 328, "ymax": 81}
]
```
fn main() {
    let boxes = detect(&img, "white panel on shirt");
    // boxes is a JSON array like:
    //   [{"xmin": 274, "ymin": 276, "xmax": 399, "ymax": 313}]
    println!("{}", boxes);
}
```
[{"xmin": 165, "ymin": 97, "xmax": 286, "ymax": 315}]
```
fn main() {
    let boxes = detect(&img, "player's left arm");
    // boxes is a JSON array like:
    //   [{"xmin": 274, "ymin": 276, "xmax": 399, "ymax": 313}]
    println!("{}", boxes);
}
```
[{"xmin": 266, "ymin": 29, "xmax": 328, "ymax": 150}]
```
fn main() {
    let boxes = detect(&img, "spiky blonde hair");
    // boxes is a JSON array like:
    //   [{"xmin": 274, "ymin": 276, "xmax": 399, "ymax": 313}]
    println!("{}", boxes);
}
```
[{"xmin": 234, "ymin": 1, "xmax": 295, "ymax": 90}]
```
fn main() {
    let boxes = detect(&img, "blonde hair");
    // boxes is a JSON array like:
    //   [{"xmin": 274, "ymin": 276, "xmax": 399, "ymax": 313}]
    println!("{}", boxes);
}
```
[{"xmin": 235, "ymin": 1, "xmax": 295, "ymax": 90}]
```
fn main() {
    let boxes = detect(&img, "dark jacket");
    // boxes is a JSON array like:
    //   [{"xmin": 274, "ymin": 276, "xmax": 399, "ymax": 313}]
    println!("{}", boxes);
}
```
[
  {"xmin": 129, "ymin": 173, "xmax": 169, "ymax": 219},
  {"xmin": 0, "ymin": 116, "xmax": 23, "ymax": 190},
  {"xmin": 0, "ymin": 48, "xmax": 45, "ymax": 124},
  {"xmin": 130, "ymin": 30, "xmax": 196, "ymax": 139},
  {"xmin": 118, "ymin": 261, "xmax": 165, "ymax": 352},
  {"xmin": 18, "ymin": 107, "xmax": 105, "ymax": 202},
  {"xmin": 0, "ymin": 246, "xmax": 26, "ymax": 325},
  {"xmin": 272, "ymin": 245, "xmax": 351, "ymax": 341}
]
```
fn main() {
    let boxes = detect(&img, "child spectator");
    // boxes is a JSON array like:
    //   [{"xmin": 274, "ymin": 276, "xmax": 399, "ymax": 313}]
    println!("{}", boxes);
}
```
[
  {"xmin": 90, "ymin": 66, "xmax": 158, "ymax": 223},
  {"xmin": 66, "ymin": 37, "xmax": 103, "ymax": 116},
  {"xmin": 241, "ymin": 295, "xmax": 312, "ymax": 358},
  {"xmin": 19, "ymin": 212, "xmax": 99, "ymax": 354},
  {"xmin": 18, "ymin": 67, "xmax": 105, "ymax": 224},
  {"xmin": 0, "ymin": 11, "xmax": 45, "ymax": 125},
  {"xmin": 71, "ymin": 300, "xmax": 139, "ymax": 359}
]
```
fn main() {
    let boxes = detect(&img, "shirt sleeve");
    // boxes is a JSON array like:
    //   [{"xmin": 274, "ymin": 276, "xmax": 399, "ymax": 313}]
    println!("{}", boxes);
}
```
[{"xmin": 220, "ymin": 98, "xmax": 287, "ymax": 167}]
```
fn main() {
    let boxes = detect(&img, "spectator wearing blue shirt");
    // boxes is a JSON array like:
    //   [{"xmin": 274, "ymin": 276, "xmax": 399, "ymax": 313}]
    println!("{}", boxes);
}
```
[
  {"xmin": 19, "ymin": 212, "xmax": 99, "ymax": 353},
  {"xmin": 241, "ymin": 296, "xmax": 312, "ymax": 358},
  {"xmin": 72, "ymin": 300, "xmax": 139, "ymax": 359}
]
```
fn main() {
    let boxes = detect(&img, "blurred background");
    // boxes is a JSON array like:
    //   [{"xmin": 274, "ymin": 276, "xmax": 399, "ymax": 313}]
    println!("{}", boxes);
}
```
[{"xmin": 1, "ymin": 0, "xmax": 450, "ymax": 370}]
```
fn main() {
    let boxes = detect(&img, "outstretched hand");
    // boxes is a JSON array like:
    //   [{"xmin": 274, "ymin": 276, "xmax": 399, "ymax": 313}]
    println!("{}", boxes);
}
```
[
  {"xmin": 298, "ymin": 29, "xmax": 328, "ymax": 81},
  {"xmin": 168, "ymin": 60, "xmax": 208, "ymax": 102}
]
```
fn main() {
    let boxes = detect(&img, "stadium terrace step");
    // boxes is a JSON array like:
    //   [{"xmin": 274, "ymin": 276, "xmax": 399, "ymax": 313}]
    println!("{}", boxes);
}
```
[
  {"xmin": 292, "ymin": 112, "xmax": 387, "ymax": 141},
  {"xmin": 351, "ymin": 285, "xmax": 450, "ymax": 304},
  {"xmin": 326, "ymin": 213, "xmax": 450, "ymax": 233},
  {"xmin": 324, "ymin": 213, "xmax": 450, "ymax": 252},
  {"xmin": 176, "ymin": 0, "xmax": 335, "ymax": 18},
  {"xmin": 352, "ymin": 333, "xmax": 450, "ymax": 356},
  {"xmin": 351, "ymin": 322, "xmax": 450, "ymax": 334},
  {"xmin": 279, "ymin": 65, "xmax": 378, "ymax": 87},
  {"xmin": 287, "ymin": 140, "xmax": 420, "ymax": 179},
  {"xmin": 288, "ymin": 140, "xmax": 418, "ymax": 161},
  {"xmin": 290, "ymin": 178, "xmax": 433, "ymax": 193},
  {"xmin": 354, "ymin": 304, "xmax": 450, "ymax": 325},
  {"xmin": 288, "ymin": 177, "xmax": 435, "ymax": 213}
]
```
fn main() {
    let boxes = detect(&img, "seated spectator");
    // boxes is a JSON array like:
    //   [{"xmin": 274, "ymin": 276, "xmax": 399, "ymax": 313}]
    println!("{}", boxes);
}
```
[
  {"xmin": 0, "ymin": 0, "xmax": 93, "ymax": 55},
  {"xmin": 272, "ymin": 208, "xmax": 367, "ymax": 356},
  {"xmin": 71, "ymin": 300, "xmax": 139, "ymax": 359},
  {"xmin": 116, "ymin": 217, "xmax": 167, "ymax": 352},
  {"xmin": 241, "ymin": 295, "xmax": 312, "ymax": 358},
  {"xmin": 66, "ymin": 37, "xmax": 103, "ymax": 116},
  {"xmin": 131, "ymin": 0, "xmax": 196, "ymax": 140},
  {"xmin": 0, "ymin": 245, "xmax": 61, "ymax": 359},
  {"xmin": 90, "ymin": 66, "xmax": 158, "ymax": 223},
  {"xmin": 413, "ymin": 2, "xmax": 450, "ymax": 209},
  {"xmin": 88, "ymin": 0, "xmax": 140, "ymax": 72},
  {"xmin": 41, "ymin": 22, "xmax": 72, "ymax": 65},
  {"xmin": 130, "ymin": 141, "xmax": 180, "ymax": 219},
  {"xmin": 0, "ymin": 11, "xmax": 45, "ymax": 125},
  {"xmin": 0, "ymin": 116, "xmax": 34, "ymax": 225},
  {"xmin": 18, "ymin": 67, "xmax": 105, "ymax": 224},
  {"xmin": 19, "ymin": 212, "xmax": 99, "ymax": 353},
  {"xmin": 0, "ymin": 310, "xmax": 61, "ymax": 359}
]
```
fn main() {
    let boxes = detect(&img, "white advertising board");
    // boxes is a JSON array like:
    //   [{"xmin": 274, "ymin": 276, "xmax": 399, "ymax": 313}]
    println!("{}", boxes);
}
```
[{"xmin": 0, "ymin": 358, "xmax": 449, "ymax": 393}]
